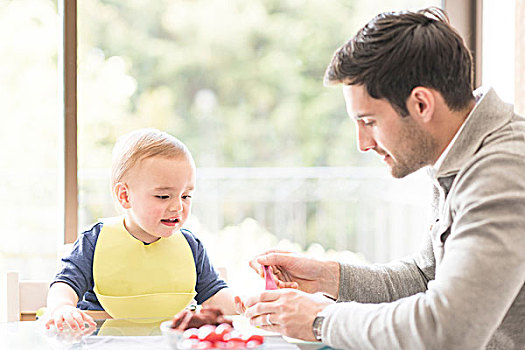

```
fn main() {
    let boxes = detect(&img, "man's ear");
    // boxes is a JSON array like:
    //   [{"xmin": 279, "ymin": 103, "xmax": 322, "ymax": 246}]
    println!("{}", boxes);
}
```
[
  {"xmin": 407, "ymin": 87, "xmax": 435, "ymax": 123},
  {"xmin": 114, "ymin": 182, "xmax": 131, "ymax": 209}
]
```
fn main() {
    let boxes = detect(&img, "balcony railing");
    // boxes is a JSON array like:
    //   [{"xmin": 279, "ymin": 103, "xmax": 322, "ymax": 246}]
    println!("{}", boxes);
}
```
[{"xmin": 79, "ymin": 166, "xmax": 432, "ymax": 264}]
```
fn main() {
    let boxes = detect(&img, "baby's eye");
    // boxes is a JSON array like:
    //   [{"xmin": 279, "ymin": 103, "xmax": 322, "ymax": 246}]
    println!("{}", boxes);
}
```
[
  {"xmin": 155, "ymin": 195, "xmax": 170, "ymax": 200},
  {"xmin": 182, "ymin": 195, "xmax": 192, "ymax": 200},
  {"xmin": 363, "ymin": 120, "xmax": 376, "ymax": 127}
]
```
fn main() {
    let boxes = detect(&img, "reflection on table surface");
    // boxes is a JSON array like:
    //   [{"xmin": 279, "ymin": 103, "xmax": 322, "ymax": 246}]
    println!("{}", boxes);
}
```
[{"xmin": 0, "ymin": 316, "xmax": 333, "ymax": 349}]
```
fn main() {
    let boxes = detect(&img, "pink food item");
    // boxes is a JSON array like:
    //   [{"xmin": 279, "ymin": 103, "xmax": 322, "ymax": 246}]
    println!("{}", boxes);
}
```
[
  {"xmin": 263, "ymin": 265, "xmax": 278, "ymax": 290},
  {"xmin": 170, "ymin": 308, "xmax": 264, "ymax": 349}
]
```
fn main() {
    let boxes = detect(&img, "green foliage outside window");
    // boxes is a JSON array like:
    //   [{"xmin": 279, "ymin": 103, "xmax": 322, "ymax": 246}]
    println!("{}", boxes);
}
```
[{"xmin": 77, "ymin": 0, "xmax": 375, "ymax": 169}]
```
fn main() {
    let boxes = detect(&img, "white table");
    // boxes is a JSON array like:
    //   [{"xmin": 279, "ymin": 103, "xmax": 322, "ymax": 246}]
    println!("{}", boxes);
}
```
[{"xmin": 0, "ymin": 317, "xmax": 332, "ymax": 349}]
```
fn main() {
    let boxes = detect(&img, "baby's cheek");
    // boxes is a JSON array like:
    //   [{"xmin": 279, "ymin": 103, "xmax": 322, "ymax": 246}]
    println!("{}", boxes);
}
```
[
  {"xmin": 185, "ymin": 203, "xmax": 193, "ymax": 214},
  {"xmin": 147, "ymin": 207, "xmax": 165, "ymax": 220},
  {"xmin": 180, "ymin": 210, "xmax": 190, "ymax": 225}
]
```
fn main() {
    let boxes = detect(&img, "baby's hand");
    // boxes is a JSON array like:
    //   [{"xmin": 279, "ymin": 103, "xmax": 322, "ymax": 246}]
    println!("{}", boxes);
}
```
[
  {"xmin": 44, "ymin": 305, "xmax": 96, "ymax": 332},
  {"xmin": 234, "ymin": 295, "xmax": 246, "ymax": 315}
]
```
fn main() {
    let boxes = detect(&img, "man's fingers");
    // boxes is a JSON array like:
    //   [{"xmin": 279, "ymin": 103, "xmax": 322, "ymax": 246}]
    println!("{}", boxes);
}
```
[
  {"xmin": 257, "ymin": 251, "xmax": 297, "ymax": 271},
  {"xmin": 252, "ymin": 250, "xmax": 292, "ymax": 266},
  {"xmin": 250, "ymin": 313, "xmax": 278, "ymax": 328},
  {"xmin": 244, "ymin": 290, "xmax": 279, "ymax": 308},
  {"xmin": 243, "ymin": 291, "xmax": 281, "ymax": 319},
  {"xmin": 265, "ymin": 249, "xmax": 292, "ymax": 255},
  {"xmin": 248, "ymin": 259, "xmax": 264, "ymax": 277},
  {"xmin": 277, "ymin": 280, "xmax": 298, "ymax": 289}
]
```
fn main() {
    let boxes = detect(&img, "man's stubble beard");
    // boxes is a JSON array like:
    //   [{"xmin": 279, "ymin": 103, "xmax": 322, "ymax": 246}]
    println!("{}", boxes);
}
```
[{"xmin": 389, "ymin": 118, "xmax": 439, "ymax": 179}]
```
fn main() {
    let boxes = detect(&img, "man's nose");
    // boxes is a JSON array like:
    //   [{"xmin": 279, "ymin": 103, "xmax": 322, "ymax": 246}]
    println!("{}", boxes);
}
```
[{"xmin": 357, "ymin": 125, "xmax": 376, "ymax": 152}]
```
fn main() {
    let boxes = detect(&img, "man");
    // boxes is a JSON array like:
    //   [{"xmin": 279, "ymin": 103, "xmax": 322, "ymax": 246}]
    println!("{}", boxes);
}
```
[{"xmin": 243, "ymin": 7, "xmax": 525, "ymax": 349}]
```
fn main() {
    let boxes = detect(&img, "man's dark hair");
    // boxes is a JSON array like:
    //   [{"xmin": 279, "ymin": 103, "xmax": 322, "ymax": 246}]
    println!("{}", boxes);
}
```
[{"xmin": 324, "ymin": 7, "xmax": 474, "ymax": 116}]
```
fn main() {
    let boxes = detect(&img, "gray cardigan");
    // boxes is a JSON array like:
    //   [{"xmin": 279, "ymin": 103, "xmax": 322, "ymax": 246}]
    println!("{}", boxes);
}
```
[{"xmin": 319, "ymin": 88, "xmax": 525, "ymax": 349}]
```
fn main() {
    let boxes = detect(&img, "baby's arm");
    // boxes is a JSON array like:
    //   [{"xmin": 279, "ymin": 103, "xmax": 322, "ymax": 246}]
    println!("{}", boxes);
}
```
[
  {"xmin": 45, "ymin": 282, "xmax": 96, "ymax": 331},
  {"xmin": 202, "ymin": 288, "xmax": 244, "ymax": 315}
]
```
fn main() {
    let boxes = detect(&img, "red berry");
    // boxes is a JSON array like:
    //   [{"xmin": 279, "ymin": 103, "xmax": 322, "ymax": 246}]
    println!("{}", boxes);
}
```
[
  {"xmin": 214, "ymin": 325, "xmax": 232, "ymax": 341},
  {"xmin": 216, "ymin": 323, "xmax": 233, "ymax": 336},
  {"xmin": 197, "ymin": 325, "xmax": 217, "ymax": 341},
  {"xmin": 223, "ymin": 330, "xmax": 243, "ymax": 342},
  {"xmin": 245, "ymin": 334, "xmax": 264, "ymax": 343},
  {"xmin": 183, "ymin": 328, "xmax": 199, "ymax": 339},
  {"xmin": 204, "ymin": 332, "xmax": 223, "ymax": 343}
]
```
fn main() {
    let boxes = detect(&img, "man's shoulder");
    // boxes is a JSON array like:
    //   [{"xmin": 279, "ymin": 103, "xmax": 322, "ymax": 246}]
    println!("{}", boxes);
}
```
[
  {"xmin": 450, "ymin": 127, "xmax": 525, "ymax": 202},
  {"xmin": 476, "ymin": 116, "xmax": 525, "ymax": 161},
  {"xmin": 482, "ymin": 110, "xmax": 525, "ymax": 145}
]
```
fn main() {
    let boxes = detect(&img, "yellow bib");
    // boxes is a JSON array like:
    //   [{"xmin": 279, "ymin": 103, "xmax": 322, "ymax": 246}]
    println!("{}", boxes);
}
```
[{"xmin": 93, "ymin": 216, "xmax": 196, "ymax": 319}]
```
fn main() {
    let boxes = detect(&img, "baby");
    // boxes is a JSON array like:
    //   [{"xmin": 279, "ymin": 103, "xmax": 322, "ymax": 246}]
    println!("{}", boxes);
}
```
[{"xmin": 46, "ymin": 128, "xmax": 239, "ymax": 331}]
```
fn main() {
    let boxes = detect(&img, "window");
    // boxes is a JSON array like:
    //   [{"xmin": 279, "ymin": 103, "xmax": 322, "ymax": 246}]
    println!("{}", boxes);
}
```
[
  {"xmin": 3, "ymin": 0, "xmax": 464, "ymax": 299},
  {"xmin": 482, "ymin": 0, "xmax": 523, "ymax": 115},
  {"xmin": 77, "ymin": 0, "xmax": 439, "ymax": 293},
  {"xmin": 0, "ymin": 0, "xmax": 60, "ymax": 280}
]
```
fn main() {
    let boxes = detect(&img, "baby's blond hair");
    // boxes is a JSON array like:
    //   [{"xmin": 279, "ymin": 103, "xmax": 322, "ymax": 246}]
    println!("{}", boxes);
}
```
[{"xmin": 111, "ymin": 128, "xmax": 193, "ymax": 190}]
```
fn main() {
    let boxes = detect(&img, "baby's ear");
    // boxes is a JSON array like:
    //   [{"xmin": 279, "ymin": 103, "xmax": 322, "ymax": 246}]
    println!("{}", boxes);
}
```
[{"xmin": 114, "ymin": 182, "xmax": 131, "ymax": 209}]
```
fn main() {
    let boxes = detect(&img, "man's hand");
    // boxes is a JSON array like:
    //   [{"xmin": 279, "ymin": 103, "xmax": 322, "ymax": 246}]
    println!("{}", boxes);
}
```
[
  {"xmin": 249, "ymin": 250, "xmax": 340, "ymax": 299},
  {"xmin": 243, "ymin": 289, "xmax": 335, "ymax": 341}
]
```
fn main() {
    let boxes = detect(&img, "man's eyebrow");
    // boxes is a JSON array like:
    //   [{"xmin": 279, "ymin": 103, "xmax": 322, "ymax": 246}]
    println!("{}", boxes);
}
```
[{"xmin": 353, "ymin": 113, "xmax": 374, "ymax": 121}]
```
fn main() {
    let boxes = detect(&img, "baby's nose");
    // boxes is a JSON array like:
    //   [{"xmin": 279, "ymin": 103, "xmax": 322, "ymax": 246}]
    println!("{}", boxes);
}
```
[{"xmin": 169, "ymin": 199, "xmax": 183, "ymax": 212}]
